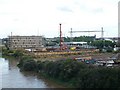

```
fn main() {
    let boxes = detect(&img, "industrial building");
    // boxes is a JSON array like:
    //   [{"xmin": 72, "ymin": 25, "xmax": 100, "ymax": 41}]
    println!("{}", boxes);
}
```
[
  {"xmin": 8, "ymin": 36, "xmax": 45, "ymax": 50},
  {"xmin": 64, "ymin": 42, "xmax": 97, "ymax": 49}
]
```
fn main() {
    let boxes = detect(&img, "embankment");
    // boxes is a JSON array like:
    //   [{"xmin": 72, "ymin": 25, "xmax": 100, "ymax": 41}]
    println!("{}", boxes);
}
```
[{"xmin": 18, "ymin": 57, "xmax": 120, "ymax": 88}]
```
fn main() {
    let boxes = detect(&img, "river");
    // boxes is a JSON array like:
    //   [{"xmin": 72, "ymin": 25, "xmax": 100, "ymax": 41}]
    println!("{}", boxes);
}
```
[{"xmin": 0, "ymin": 57, "xmax": 65, "ymax": 89}]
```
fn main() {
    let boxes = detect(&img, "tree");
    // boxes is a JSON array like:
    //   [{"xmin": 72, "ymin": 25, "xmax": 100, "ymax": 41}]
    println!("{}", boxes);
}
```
[{"xmin": 90, "ymin": 40, "xmax": 115, "ymax": 51}]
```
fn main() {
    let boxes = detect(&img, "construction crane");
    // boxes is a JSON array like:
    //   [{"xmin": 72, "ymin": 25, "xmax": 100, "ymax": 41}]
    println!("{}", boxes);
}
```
[
  {"xmin": 69, "ymin": 27, "xmax": 104, "ymax": 40},
  {"xmin": 59, "ymin": 24, "xmax": 68, "ymax": 51}
]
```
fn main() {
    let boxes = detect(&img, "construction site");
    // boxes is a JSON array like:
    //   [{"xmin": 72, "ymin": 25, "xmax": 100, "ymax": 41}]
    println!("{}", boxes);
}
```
[
  {"xmin": 2, "ymin": 23, "xmax": 119, "ymax": 67},
  {"xmin": 25, "ymin": 24, "xmax": 118, "ymax": 67},
  {"xmin": 6, "ymin": 23, "xmax": 106, "ymax": 51}
]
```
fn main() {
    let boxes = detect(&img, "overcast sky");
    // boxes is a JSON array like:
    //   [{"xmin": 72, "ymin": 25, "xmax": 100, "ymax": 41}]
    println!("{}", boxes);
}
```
[{"xmin": 0, "ymin": 0, "xmax": 119, "ymax": 38}]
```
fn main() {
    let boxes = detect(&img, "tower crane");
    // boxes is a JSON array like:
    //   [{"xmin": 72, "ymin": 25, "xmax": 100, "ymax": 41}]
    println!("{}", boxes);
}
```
[{"xmin": 69, "ymin": 27, "xmax": 104, "ymax": 40}]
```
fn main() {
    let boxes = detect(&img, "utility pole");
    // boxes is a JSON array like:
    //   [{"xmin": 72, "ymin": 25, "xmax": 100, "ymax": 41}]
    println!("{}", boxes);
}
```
[
  {"xmin": 10, "ymin": 32, "xmax": 12, "ymax": 49},
  {"xmin": 101, "ymin": 27, "xmax": 104, "ymax": 39},
  {"xmin": 101, "ymin": 27, "xmax": 105, "ymax": 49},
  {"xmin": 70, "ymin": 28, "xmax": 73, "ymax": 42}
]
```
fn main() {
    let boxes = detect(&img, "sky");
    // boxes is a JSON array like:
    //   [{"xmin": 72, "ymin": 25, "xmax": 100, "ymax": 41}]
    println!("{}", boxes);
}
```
[{"xmin": 0, "ymin": 0, "xmax": 119, "ymax": 38}]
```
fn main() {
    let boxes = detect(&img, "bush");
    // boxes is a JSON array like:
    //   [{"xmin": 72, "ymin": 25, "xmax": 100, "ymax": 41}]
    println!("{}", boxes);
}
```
[
  {"xmin": 12, "ymin": 50, "xmax": 23, "ymax": 57},
  {"xmin": 17, "ymin": 55, "xmax": 37, "ymax": 71},
  {"xmin": 18, "ymin": 58, "xmax": 120, "ymax": 88},
  {"xmin": 2, "ymin": 49, "xmax": 14, "ymax": 56},
  {"xmin": 22, "ymin": 60, "xmax": 37, "ymax": 71},
  {"xmin": 17, "ymin": 55, "xmax": 33, "ymax": 67}
]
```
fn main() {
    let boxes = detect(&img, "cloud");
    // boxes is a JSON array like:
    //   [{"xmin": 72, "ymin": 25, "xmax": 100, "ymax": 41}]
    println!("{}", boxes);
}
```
[
  {"xmin": 0, "ymin": 0, "xmax": 119, "ymax": 38},
  {"xmin": 57, "ymin": 6, "xmax": 73, "ymax": 13},
  {"xmin": 92, "ymin": 8, "xmax": 103, "ymax": 13}
]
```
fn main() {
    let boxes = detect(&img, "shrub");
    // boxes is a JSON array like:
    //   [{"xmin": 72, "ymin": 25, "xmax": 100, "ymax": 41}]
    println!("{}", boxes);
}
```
[
  {"xmin": 22, "ymin": 60, "xmax": 37, "ymax": 71},
  {"xmin": 18, "ymin": 57, "xmax": 120, "ymax": 88},
  {"xmin": 12, "ymin": 50, "xmax": 23, "ymax": 57},
  {"xmin": 17, "ymin": 55, "xmax": 37, "ymax": 71}
]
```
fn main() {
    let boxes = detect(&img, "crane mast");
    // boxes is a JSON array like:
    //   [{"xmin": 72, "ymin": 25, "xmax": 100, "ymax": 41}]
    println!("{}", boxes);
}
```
[{"xmin": 59, "ymin": 23, "xmax": 65, "ymax": 51}]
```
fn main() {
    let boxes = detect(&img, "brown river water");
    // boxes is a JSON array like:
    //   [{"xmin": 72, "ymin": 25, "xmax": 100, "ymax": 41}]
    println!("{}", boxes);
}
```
[{"xmin": 0, "ymin": 57, "xmax": 65, "ymax": 89}]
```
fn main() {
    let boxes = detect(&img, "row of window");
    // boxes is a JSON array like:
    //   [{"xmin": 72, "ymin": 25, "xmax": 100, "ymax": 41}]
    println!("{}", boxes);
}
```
[
  {"xmin": 12, "ymin": 42, "xmax": 42, "ymax": 44},
  {"xmin": 10, "ymin": 37, "xmax": 42, "ymax": 40},
  {"xmin": 12, "ymin": 40, "xmax": 42, "ymax": 42},
  {"xmin": 12, "ymin": 45, "xmax": 42, "ymax": 48},
  {"xmin": 12, "ymin": 42, "xmax": 41, "ymax": 44}
]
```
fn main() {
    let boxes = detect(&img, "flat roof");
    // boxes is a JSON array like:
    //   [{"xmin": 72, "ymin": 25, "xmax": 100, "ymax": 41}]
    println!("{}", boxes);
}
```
[{"xmin": 64, "ymin": 42, "xmax": 87, "ymax": 44}]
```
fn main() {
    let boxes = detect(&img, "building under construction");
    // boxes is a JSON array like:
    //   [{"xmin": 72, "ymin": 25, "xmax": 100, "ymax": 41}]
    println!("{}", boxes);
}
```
[{"xmin": 8, "ymin": 35, "xmax": 45, "ymax": 50}]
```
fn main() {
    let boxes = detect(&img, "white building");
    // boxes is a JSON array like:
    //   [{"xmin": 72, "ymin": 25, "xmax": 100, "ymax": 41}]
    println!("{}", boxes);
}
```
[
  {"xmin": 64, "ymin": 42, "xmax": 96, "ymax": 49},
  {"xmin": 64, "ymin": 42, "xmax": 87, "ymax": 46}
]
